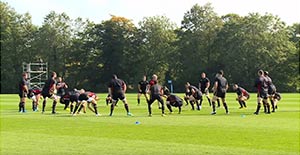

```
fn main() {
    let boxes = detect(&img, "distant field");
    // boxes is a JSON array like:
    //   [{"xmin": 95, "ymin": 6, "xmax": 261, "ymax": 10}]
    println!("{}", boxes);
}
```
[{"xmin": 0, "ymin": 93, "xmax": 299, "ymax": 155}]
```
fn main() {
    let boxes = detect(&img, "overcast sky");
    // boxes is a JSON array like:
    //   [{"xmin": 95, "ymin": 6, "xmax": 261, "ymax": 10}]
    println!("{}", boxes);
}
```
[{"xmin": 3, "ymin": 0, "xmax": 300, "ymax": 26}]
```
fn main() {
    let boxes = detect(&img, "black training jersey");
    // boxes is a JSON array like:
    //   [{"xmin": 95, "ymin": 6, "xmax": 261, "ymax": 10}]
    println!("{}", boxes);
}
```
[
  {"xmin": 42, "ymin": 78, "xmax": 56, "ymax": 93},
  {"xmin": 19, "ymin": 77, "xmax": 29, "ymax": 93},
  {"xmin": 167, "ymin": 94, "xmax": 182, "ymax": 103},
  {"xmin": 199, "ymin": 77, "xmax": 210, "ymax": 91},
  {"xmin": 236, "ymin": 87, "xmax": 249, "ymax": 97},
  {"xmin": 138, "ymin": 80, "xmax": 149, "ymax": 91},
  {"xmin": 150, "ymin": 84, "xmax": 161, "ymax": 95},
  {"xmin": 214, "ymin": 76, "xmax": 228, "ymax": 92},
  {"xmin": 108, "ymin": 78, "xmax": 125, "ymax": 93},
  {"xmin": 254, "ymin": 76, "xmax": 268, "ymax": 93}
]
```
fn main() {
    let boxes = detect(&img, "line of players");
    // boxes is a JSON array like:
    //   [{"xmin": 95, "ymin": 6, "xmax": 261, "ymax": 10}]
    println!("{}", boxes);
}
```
[{"xmin": 18, "ymin": 70, "xmax": 281, "ymax": 116}]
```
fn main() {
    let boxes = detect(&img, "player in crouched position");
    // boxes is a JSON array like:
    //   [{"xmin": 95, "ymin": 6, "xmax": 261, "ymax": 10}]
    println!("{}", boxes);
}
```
[
  {"xmin": 233, "ymin": 84, "xmax": 249, "ymax": 109},
  {"xmin": 164, "ymin": 89, "xmax": 183, "ymax": 114},
  {"xmin": 72, "ymin": 89, "xmax": 100, "ymax": 116}
]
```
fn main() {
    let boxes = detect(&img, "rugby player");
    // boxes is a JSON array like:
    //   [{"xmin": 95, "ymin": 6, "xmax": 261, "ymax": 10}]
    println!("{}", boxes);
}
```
[
  {"xmin": 137, "ymin": 75, "xmax": 149, "ymax": 105},
  {"xmin": 164, "ymin": 89, "xmax": 183, "ymax": 114},
  {"xmin": 198, "ymin": 72, "xmax": 212, "ymax": 107},
  {"xmin": 41, "ymin": 72, "xmax": 58, "ymax": 114},
  {"xmin": 108, "ymin": 74, "xmax": 132, "ymax": 116},
  {"xmin": 254, "ymin": 70, "xmax": 270, "ymax": 115},
  {"xmin": 147, "ymin": 80, "xmax": 165, "ymax": 116},
  {"xmin": 27, "ymin": 88, "xmax": 42, "ymax": 111},
  {"xmin": 211, "ymin": 70, "xmax": 229, "ymax": 115},
  {"xmin": 264, "ymin": 71, "xmax": 277, "ymax": 112},
  {"xmin": 72, "ymin": 89, "xmax": 100, "ymax": 116},
  {"xmin": 233, "ymin": 84, "xmax": 249, "ymax": 109},
  {"xmin": 185, "ymin": 82, "xmax": 202, "ymax": 111},
  {"xmin": 18, "ymin": 72, "xmax": 29, "ymax": 113}
]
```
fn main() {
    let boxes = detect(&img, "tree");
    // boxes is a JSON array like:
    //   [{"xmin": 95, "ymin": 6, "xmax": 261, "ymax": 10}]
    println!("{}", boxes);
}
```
[
  {"xmin": 137, "ymin": 15, "xmax": 178, "ymax": 85},
  {"xmin": 1, "ymin": 2, "xmax": 37, "ymax": 93},
  {"xmin": 176, "ymin": 3, "xmax": 223, "ymax": 89}
]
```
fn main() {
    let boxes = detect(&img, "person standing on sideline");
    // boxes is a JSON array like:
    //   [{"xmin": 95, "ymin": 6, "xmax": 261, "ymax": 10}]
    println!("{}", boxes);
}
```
[
  {"xmin": 108, "ymin": 74, "xmax": 133, "ymax": 116},
  {"xmin": 211, "ymin": 70, "xmax": 229, "ymax": 115},
  {"xmin": 18, "ymin": 72, "xmax": 29, "ymax": 113}
]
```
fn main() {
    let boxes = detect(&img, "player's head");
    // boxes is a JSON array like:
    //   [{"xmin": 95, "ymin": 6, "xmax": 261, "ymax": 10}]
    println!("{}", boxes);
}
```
[
  {"xmin": 80, "ymin": 89, "xmax": 85, "ymax": 94},
  {"xmin": 22, "ymin": 72, "xmax": 28, "ymax": 79},
  {"xmin": 51, "ymin": 72, "xmax": 57, "ymax": 78},
  {"xmin": 57, "ymin": 77, "xmax": 62, "ymax": 82},
  {"xmin": 143, "ymin": 75, "xmax": 147, "ymax": 81},
  {"xmin": 185, "ymin": 82, "xmax": 190, "ymax": 88},
  {"xmin": 218, "ymin": 70, "xmax": 224, "ymax": 76},
  {"xmin": 152, "ymin": 74, "xmax": 157, "ymax": 80},
  {"xmin": 258, "ymin": 70, "xmax": 264, "ymax": 76},
  {"xmin": 264, "ymin": 71, "xmax": 269, "ymax": 76},
  {"xmin": 201, "ymin": 72, "xmax": 206, "ymax": 78},
  {"xmin": 233, "ymin": 84, "xmax": 238, "ymax": 90},
  {"xmin": 112, "ymin": 74, "xmax": 117, "ymax": 79}
]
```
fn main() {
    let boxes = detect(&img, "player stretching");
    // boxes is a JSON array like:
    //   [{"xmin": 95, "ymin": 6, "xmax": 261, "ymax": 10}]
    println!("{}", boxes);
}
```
[
  {"xmin": 41, "ymin": 72, "xmax": 58, "ymax": 114},
  {"xmin": 18, "ymin": 72, "xmax": 29, "ymax": 113},
  {"xmin": 108, "ymin": 74, "xmax": 132, "ymax": 116},
  {"xmin": 185, "ymin": 82, "xmax": 202, "ymax": 110},
  {"xmin": 254, "ymin": 70, "xmax": 270, "ymax": 115},
  {"xmin": 27, "ymin": 88, "xmax": 42, "ymax": 111},
  {"xmin": 233, "ymin": 84, "xmax": 249, "ymax": 109},
  {"xmin": 164, "ymin": 89, "xmax": 183, "ymax": 114},
  {"xmin": 211, "ymin": 70, "xmax": 229, "ymax": 115},
  {"xmin": 137, "ymin": 75, "xmax": 149, "ymax": 105},
  {"xmin": 73, "ymin": 89, "xmax": 100, "ymax": 116}
]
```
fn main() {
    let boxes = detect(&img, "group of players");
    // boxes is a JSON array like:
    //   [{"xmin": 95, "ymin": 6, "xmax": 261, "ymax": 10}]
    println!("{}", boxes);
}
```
[{"xmin": 18, "ymin": 69, "xmax": 281, "ymax": 116}]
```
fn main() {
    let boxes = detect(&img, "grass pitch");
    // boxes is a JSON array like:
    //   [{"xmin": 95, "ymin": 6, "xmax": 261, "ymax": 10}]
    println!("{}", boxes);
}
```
[{"xmin": 0, "ymin": 93, "xmax": 299, "ymax": 155}]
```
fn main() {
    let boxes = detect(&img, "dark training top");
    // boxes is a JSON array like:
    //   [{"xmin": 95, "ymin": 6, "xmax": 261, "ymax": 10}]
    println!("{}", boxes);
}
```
[
  {"xmin": 18, "ymin": 77, "xmax": 29, "ymax": 94},
  {"xmin": 236, "ymin": 87, "xmax": 249, "ymax": 97},
  {"xmin": 150, "ymin": 84, "xmax": 161, "ymax": 96},
  {"xmin": 199, "ymin": 77, "xmax": 210, "ymax": 92},
  {"xmin": 138, "ymin": 80, "xmax": 149, "ymax": 92},
  {"xmin": 214, "ymin": 76, "xmax": 228, "ymax": 93},
  {"xmin": 254, "ymin": 76, "xmax": 268, "ymax": 93},
  {"xmin": 167, "ymin": 94, "xmax": 183, "ymax": 107},
  {"xmin": 108, "ymin": 78, "xmax": 125, "ymax": 94},
  {"xmin": 42, "ymin": 78, "xmax": 56, "ymax": 94}
]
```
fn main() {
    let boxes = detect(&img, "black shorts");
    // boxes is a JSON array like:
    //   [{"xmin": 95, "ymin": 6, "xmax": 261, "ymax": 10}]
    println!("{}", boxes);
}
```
[
  {"xmin": 215, "ymin": 91, "xmax": 226, "ymax": 98},
  {"xmin": 112, "ymin": 92, "xmax": 125, "ymax": 101},
  {"xmin": 138, "ymin": 90, "xmax": 147, "ymax": 94},
  {"xmin": 257, "ymin": 91, "xmax": 268, "ymax": 99},
  {"xmin": 78, "ymin": 94, "xmax": 88, "ymax": 101},
  {"xmin": 70, "ymin": 95, "xmax": 78, "ymax": 103},
  {"xmin": 149, "ymin": 94, "xmax": 164, "ymax": 105},
  {"xmin": 19, "ymin": 91, "xmax": 27, "ymax": 98},
  {"xmin": 42, "ymin": 91, "xmax": 53, "ymax": 98}
]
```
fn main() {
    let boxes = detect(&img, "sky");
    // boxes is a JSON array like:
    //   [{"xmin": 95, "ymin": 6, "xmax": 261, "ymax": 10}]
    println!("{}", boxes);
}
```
[{"xmin": 2, "ymin": 0, "xmax": 300, "ymax": 26}]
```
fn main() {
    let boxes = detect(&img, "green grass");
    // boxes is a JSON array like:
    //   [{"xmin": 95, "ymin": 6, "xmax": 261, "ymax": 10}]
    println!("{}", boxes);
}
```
[{"xmin": 0, "ymin": 93, "xmax": 299, "ymax": 155}]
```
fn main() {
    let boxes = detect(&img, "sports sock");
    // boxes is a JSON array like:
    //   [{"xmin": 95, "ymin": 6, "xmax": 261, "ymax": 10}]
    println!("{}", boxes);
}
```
[
  {"xmin": 19, "ymin": 102, "xmax": 22, "ymax": 112},
  {"xmin": 73, "ymin": 104, "xmax": 79, "ymax": 114},
  {"xmin": 124, "ymin": 103, "xmax": 129, "ymax": 113},
  {"xmin": 21, "ymin": 102, "xmax": 25, "ymax": 112},
  {"xmin": 255, "ymin": 104, "xmax": 261, "ymax": 113},
  {"xmin": 207, "ymin": 97, "xmax": 212, "ymax": 106},
  {"xmin": 238, "ymin": 100, "xmax": 243, "ymax": 108},
  {"xmin": 223, "ymin": 102, "xmax": 228, "ymax": 113},
  {"xmin": 93, "ymin": 104, "xmax": 98, "ymax": 114},
  {"xmin": 42, "ymin": 100, "xmax": 46, "ymax": 112},
  {"xmin": 270, "ymin": 100, "xmax": 275, "ymax": 111},
  {"xmin": 147, "ymin": 102, "xmax": 152, "ymax": 115},
  {"xmin": 161, "ymin": 102, "xmax": 165, "ymax": 114},
  {"xmin": 242, "ymin": 101, "xmax": 247, "ymax": 107},
  {"xmin": 137, "ymin": 98, "xmax": 140, "ymax": 104},
  {"xmin": 217, "ymin": 99, "xmax": 220, "ymax": 107},
  {"xmin": 190, "ymin": 101, "xmax": 195, "ymax": 110},
  {"xmin": 199, "ymin": 99, "xmax": 203, "ymax": 106},
  {"xmin": 70, "ymin": 104, "xmax": 74, "ymax": 113},
  {"xmin": 167, "ymin": 104, "xmax": 172, "ymax": 112},
  {"xmin": 52, "ymin": 100, "xmax": 57, "ymax": 113},
  {"xmin": 212, "ymin": 101, "xmax": 216, "ymax": 112},
  {"xmin": 110, "ymin": 103, "xmax": 115, "ymax": 116},
  {"xmin": 32, "ymin": 101, "xmax": 35, "ymax": 111}
]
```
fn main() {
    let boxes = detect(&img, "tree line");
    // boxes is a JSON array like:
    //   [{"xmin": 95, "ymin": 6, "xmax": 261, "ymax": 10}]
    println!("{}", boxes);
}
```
[{"xmin": 1, "ymin": 2, "xmax": 299, "ymax": 93}]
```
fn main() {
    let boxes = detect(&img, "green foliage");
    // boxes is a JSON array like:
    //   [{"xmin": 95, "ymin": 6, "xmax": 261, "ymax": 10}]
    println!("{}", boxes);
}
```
[
  {"xmin": 1, "ymin": 2, "xmax": 299, "ymax": 93},
  {"xmin": 1, "ymin": 93, "xmax": 299, "ymax": 155}
]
